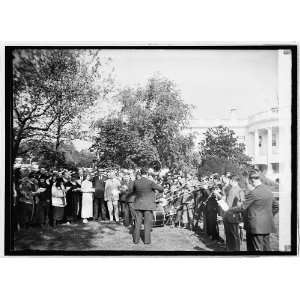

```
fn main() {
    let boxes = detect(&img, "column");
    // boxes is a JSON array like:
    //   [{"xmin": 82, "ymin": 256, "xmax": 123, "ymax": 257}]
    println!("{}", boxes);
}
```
[
  {"xmin": 278, "ymin": 49, "xmax": 292, "ymax": 251},
  {"xmin": 253, "ymin": 129, "xmax": 259, "ymax": 165},
  {"xmin": 267, "ymin": 127, "xmax": 273, "ymax": 176}
]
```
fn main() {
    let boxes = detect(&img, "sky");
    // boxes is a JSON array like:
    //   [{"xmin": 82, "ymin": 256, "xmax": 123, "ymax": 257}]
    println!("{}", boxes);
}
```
[{"xmin": 100, "ymin": 49, "xmax": 278, "ymax": 120}]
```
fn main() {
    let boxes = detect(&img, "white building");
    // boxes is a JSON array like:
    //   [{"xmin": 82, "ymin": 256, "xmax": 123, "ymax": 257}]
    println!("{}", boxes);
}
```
[
  {"xmin": 185, "ymin": 49, "xmax": 293, "ymax": 251},
  {"xmin": 186, "ymin": 106, "xmax": 280, "ymax": 181}
]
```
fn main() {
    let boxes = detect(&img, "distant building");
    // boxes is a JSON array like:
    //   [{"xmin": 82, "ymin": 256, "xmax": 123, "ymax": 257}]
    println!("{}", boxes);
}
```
[{"xmin": 185, "ymin": 106, "xmax": 279, "ymax": 180}]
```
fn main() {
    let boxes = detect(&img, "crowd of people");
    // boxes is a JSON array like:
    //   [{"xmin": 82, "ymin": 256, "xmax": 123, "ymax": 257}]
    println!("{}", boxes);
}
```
[{"xmin": 12, "ymin": 164, "xmax": 279, "ymax": 251}]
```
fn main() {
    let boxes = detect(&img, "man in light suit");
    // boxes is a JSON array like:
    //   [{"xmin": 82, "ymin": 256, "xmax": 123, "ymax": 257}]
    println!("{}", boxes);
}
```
[
  {"xmin": 132, "ymin": 168, "xmax": 163, "ymax": 244},
  {"xmin": 234, "ymin": 171, "xmax": 279, "ymax": 251}
]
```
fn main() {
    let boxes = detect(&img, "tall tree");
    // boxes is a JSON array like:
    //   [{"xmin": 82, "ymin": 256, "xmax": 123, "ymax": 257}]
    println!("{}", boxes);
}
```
[
  {"xmin": 116, "ymin": 75, "xmax": 194, "ymax": 169},
  {"xmin": 12, "ymin": 49, "xmax": 110, "ymax": 162}
]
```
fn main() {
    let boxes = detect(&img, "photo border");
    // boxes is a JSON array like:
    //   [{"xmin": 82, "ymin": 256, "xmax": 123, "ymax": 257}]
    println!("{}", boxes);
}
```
[{"xmin": 4, "ymin": 44, "xmax": 298, "ymax": 256}]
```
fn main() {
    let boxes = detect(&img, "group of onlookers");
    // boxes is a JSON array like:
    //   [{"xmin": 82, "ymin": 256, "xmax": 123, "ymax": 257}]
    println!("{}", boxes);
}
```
[
  {"xmin": 13, "ymin": 165, "xmax": 279, "ymax": 251},
  {"xmin": 13, "ymin": 167, "xmax": 136, "ymax": 229},
  {"xmin": 200, "ymin": 172, "xmax": 278, "ymax": 251},
  {"xmin": 156, "ymin": 170, "xmax": 279, "ymax": 251}
]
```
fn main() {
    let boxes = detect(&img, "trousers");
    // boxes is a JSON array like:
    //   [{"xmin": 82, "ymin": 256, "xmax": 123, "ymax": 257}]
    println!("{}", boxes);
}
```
[
  {"xmin": 123, "ymin": 202, "xmax": 136, "ymax": 226},
  {"xmin": 133, "ymin": 210, "xmax": 153, "ymax": 244},
  {"xmin": 93, "ymin": 197, "xmax": 108, "ymax": 220},
  {"xmin": 34, "ymin": 201, "xmax": 50, "ymax": 226},
  {"xmin": 224, "ymin": 221, "xmax": 240, "ymax": 251},
  {"xmin": 182, "ymin": 205, "xmax": 194, "ymax": 227},
  {"xmin": 17, "ymin": 202, "xmax": 34, "ymax": 228},
  {"xmin": 106, "ymin": 200, "xmax": 119, "ymax": 222},
  {"xmin": 246, "ymin": 233, "xmax": 271, "ymax": 251}
]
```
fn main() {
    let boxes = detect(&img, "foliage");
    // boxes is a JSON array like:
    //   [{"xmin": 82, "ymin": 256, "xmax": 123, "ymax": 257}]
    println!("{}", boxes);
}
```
[
  {"xmin": 19, "ymin": 139, "xmax": 68, "ymax": 168},
  {"xmin": 76, "ymin": 150, "xmax": 98, "ymax": 168},
  {"xmin": 18, "ymin": 138, "xmax": 96, "ymax": 169},
  {"xmin": 113, "ymin": 75, "xmax": 194, "ymax": 169},
  {"xmin": 91, "ymin": 118, "xmax": 159, "ymax": 169},
  {"xmin": 12, "ymin": 49, "xmax": 110, "ymax": 162},
  {"xmin": 199, "ymin": 125, "xmax": 252, "ymax": 176},
  {"xmin": 198, "ymin": 156, "xmax": 246, "ymax": 177}
]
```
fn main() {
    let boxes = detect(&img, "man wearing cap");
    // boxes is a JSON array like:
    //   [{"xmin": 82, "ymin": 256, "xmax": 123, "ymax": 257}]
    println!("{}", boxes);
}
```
[{"xmin": 232, "ymin": 171, "xmax": 279, "ymax": 251}]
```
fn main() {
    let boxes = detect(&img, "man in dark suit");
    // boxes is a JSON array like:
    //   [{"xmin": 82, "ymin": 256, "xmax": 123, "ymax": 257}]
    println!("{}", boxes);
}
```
[
  {"xmin": 121, "ymin": 177, "xmax": 136, "ymax": 227},
  {"xmin": 234, "ymin": 171, "xmax": 279, "ymax": 251},
  {"xmin": 132, "ymin": 168, "xmax": 163, "ymax": 244},
  {"xmin": 93, "ymin": 170, "xmax": 107, "ymax": 221}
]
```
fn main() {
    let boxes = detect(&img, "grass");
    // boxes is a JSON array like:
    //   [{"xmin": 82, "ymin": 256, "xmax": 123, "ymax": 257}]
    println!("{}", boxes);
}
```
[{"xmin": 13, "ymin": 215, "xmax": 279, "ymax": 252}]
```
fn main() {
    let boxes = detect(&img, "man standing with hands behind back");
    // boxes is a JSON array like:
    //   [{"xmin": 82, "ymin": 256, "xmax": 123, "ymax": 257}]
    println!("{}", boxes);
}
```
[{"xmin": 132, "ymin": 168, "xmax": 163, "ymax": 245}]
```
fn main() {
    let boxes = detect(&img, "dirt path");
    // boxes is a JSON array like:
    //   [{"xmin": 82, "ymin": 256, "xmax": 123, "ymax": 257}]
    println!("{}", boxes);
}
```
[
  {"xmin": 14, "ymin": 216, "xmax": 278, "ymax": 252},
  {"xmin": 14, "ymin": 221, "xmax": 223, "ymax": 251}
]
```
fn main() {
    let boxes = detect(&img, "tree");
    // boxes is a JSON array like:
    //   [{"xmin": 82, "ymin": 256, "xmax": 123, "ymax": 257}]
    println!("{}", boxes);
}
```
[
  {"xmin": 199, "ymin": 126, "xmax": 252, "ymax": 176},
  {"xmin": 18, "ymin": 139, "xmax": 67, "ymax": 169},
  {"xmin": 91, "ymin": 118, "xmax": 159, "ymax": 169},
  {"xmin": 12, "ymin": 49, "xmax": 110, "ymax": 162},
  {"xmin": 76, "ymin": 150, "xmax": 98, "ymax": 168},
  {"xmin": 115, "ymin": 75, "xmax": 194, "ymax": 169},
  {"xmin": 13, "ymin": 50, "xmax": 58, "ymax": 162}
]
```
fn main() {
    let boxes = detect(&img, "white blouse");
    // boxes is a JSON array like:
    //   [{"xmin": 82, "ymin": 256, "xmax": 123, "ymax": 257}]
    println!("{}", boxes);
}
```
[
  {"xmin": 81, "ymin": 180, "xmax": 95, "ymax": 193},
  {"xmin": 51, "ymin": 185, "xmax": 66, "ymax": 207}
]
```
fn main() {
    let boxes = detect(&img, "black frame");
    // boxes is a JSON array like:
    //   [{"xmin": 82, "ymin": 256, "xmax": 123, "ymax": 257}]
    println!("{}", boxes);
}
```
[{"xmin": 5, "ymin": 44, "xmax": 298, "ymax": 256}]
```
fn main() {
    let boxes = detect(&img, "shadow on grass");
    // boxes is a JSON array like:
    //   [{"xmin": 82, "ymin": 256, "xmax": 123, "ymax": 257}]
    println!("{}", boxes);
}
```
[
  {"xmin": 14, "ymin": 222, "xmax": 119, "ymax": 251},
  {"xmin": 191, "ymin": 231, "xmax": 226, "ymax": 251}
]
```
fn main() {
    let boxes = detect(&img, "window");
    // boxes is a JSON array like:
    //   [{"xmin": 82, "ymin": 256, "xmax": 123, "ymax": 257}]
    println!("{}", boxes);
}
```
[{"xmin": 259, "ymin": 136, "xmax": 262, "ymax": 147}]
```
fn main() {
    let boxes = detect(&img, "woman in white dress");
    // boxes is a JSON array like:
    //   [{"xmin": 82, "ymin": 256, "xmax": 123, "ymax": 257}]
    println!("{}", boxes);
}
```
[{"xmin": 81, "ymin": 174, "xmax": 94, "ymax": 223}]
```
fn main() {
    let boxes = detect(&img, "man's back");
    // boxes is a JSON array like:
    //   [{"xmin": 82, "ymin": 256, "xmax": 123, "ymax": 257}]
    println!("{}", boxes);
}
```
[
  {"xmin": 133, "ymin": 177, "xmax": 163, "ymax": 210},
  {"xmin": 244, "ymin": 184, "xmax": 276, "ymax": 234}
]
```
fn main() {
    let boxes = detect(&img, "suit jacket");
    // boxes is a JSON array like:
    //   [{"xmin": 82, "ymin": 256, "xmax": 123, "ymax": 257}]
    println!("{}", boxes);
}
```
[
  {"xmin": 93, "ymin": 176, "xmax": 105, "ymax": 198},
  {"xmin": 242, "ymin": 184, "xmax": 277, "ymax": 234},
  {"xmin": 133, "ymin": 177, "xmax": 163, "ymax": 211}
]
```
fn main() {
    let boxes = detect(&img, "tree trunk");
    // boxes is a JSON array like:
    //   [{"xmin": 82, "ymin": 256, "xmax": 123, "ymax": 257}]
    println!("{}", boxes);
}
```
[
  {"xmin": 12, "ymin": 141, "xmax": 21, "ymax": 165},
  {"xmin": 54, "ymin": 114, "xmax": 62, "ymax": 167},
  {"xmin": 12, "ymin": 124, "xmax": 25, "ymax": 164}
]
